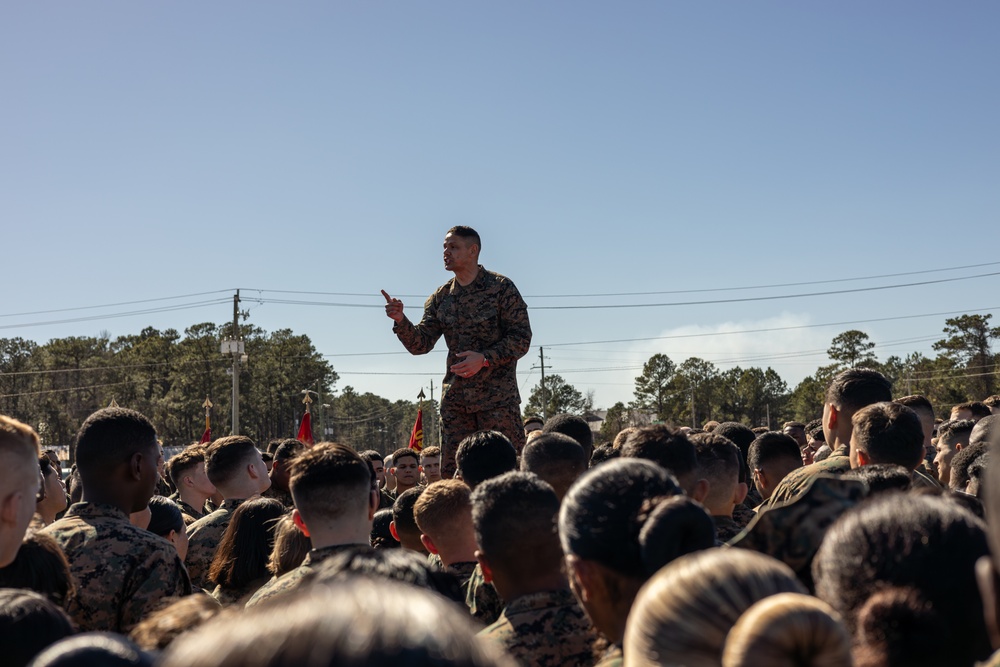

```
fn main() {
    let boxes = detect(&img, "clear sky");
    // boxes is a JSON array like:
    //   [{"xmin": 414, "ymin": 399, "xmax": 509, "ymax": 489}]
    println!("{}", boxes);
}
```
[{"xmin": 3, "ymin": 2, "xmax": 998, "ymax": 412}]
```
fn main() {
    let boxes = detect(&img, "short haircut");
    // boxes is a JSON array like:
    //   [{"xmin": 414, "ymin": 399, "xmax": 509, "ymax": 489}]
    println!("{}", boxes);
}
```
[
  {"xmin": 391, "ymin": 487, "xmax": 425, "ymax": 539},
  {"xmin": 28, "ymin": 633, "xmax": 153, "ymax": 667},
  {"xmin": 825, "ymin": 368, "xmax": 893, "ymax": 412},
  {"xmin": 970, "ymin": 415, "xmax": 999, "ymax": 447},
  {"xmin": 842, "ymin": 464, "xmax": 913, "ymax": 495},
  {"xmin": 289, "ymin": 442, "xmax": 373, "ymax": 521},
  {"xmin": 472, "ymin": 472, "xmax": 561, "ymax": 581},
  {"xmin": 691, "ymin": 433, "xmax": 742, "ymax": 504},
  {"xmin": 782, "ymin": 422, "xmax": 806, "ymax": 431},
  {"xmin": 851, "ymin": 402, "xmax": 925, "ymax": 469},
  {"xmin": 371, "ymin": 509, "xmax": 398, "ymax": 551},
  {"xmin": 0, "ymin": 416, "xmax": 41, "ymax": 475},
  {"xmin": 455, "ymin": 431, "xmax": 517, "ymax": 488},
  {"xmin": 519, "ymin": 433, "xmax": 587, "ymax": 498},
  {"xmin": 938, "ymin": 419, "xmax": 975, "ymax": 445},
  {"xmin": 713, "ymin": 423, "xmax": 756, "ymax": 474},
  {"xmin": 542, "ymin": 414, "xmax": 594, "ymax": 460},
  {"xmin": 413, "ymin": 479, "xmax": 471, "ymax": 540},
  {"xmin": 894, "ymin": 394, "xmax": 934, "ymax": 417},
  {"xmin": 128, "ymin": 594, "xmax": 223, "ymax": 652},
  {"xmin": 613, "ymin": 426, "xmax": 639, "ymax": 449},
  {"xmin": 747, "ymin": 432, "xmax": 802, "ymax": 472},
  {"xmin": 273, "ymin": 439, "xmax": 306, "ymax": 463},
  {"xmin": 621, "ymin": 424, "xmax": 698, "ymax": 481},
  {"xmin": 983, "ymin": 395, "xmax": 1000, "ymax": 409},
  {"xmin": 166, "ymin": 446, "xmax": 206, "ymax": 488},
  {"xmin": 523, "ymin": 415, "xmax": 544, "ymax": 428},
  {"xmin": 953, "ymin": 401, "xmax": 992, "ymax": 419},
  {"xmin": 74, "ymin": 407, "xmax": 157, "ymax": 476},
  {"xmin": 590, "ymin": 443, "xmax": 620, "ymax": 468},
  {"xmin": 391, "ymin": 448, "xmax": 419, "ymax": 466},
  {"xmin": 419, "ymin": 446, "xmax": 441, "ymax": 460},
  {"xmin": 0, "ymin": 589, "xmax": 74, "ymax": 667},
  {"xmin": 204, "ymin": 436, "xmax": 259, "ymax": 487},
  {"xmin": 358, "ymin": 450, "xmax": 384, "ymax": 464},
  {"xmin": 147, "ymin": 496, "xmax": 186, "ymax": 537},
  {"xmin": 446, "ymin": 225, "xmax": 481, "ymax": 251},
  {"xmin": 950, "ymin": 441, "xmax": 990, "ymax": 491}
]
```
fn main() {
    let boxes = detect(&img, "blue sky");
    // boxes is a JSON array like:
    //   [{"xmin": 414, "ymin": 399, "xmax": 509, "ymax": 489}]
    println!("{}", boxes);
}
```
[{"xmin": 3, "ymin": 2, "xmax": 998, "ymax": 411}]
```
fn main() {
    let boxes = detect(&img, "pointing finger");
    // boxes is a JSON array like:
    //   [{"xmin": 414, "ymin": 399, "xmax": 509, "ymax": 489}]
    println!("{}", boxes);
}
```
[{"xmin": 380, "ymin": 290, "xmax": 393, "ymax": 303}]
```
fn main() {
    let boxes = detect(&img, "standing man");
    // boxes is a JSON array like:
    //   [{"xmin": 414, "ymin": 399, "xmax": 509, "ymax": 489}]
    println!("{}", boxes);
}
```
[{"xmin": 383, "ymin": 226, "xmax": 532, "ymax": 477}]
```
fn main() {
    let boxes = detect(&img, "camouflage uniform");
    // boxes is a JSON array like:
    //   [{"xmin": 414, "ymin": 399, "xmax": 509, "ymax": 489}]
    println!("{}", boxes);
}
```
[
  {"xmin": 211, "ymin": 576, "xmax": 270, "ymax": 607},
  {"xmin": 41, "ymin": 502, "xmax": 191, "ymax": 633},
  {"xmin": 378, "ymin": 488, "xmax": 395, "ymax": 510},
  {"xmin": 168, "ymin": 492, "xmax": 204, "ymax": 526},
  {"xmin": 713, "ymin": 515, "xmax": 744, "ymax": 545},
  {"xmin": 262, "ymin": 485, "xmax": 294, "ymax": 509},
  {"xmin": 244, "ymin": 543, "xmax": 370, "ymax": 608},
  {"xmin": 765, "ymin": 444, "xmax": 852, "ymax": 507},
  {"xmin": 448, "ymin": 560, "xmax": 478, "ymax": 588},
  {"xmin": 185, "ymin": 498, "xmax": 245, "ymax": 587},
  {"xmin": 480, "ymin": 588, "xmax": 598, "ymax": 667},
  {"xmin": 465, "ymin": 561, "xmax": 505, "ymax": 626},
  {"xmin": 393, "ymin": 266, "xmax": 531, "ymax": 477}
]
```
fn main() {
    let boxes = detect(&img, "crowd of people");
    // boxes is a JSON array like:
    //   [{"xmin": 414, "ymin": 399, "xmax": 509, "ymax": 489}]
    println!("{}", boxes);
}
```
[{"xmin": 1, "ymin": 366, "xmax": 1000, "ymax": 666}]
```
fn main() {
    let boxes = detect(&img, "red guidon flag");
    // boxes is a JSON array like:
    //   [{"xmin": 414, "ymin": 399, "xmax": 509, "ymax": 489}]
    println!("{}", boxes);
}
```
[
  {"xmin": 199, "ymin": 426, "xmax": 211, "ymax": 444},
  {"xmin": 297, "ymin": 410, "xmax": 314, "ymax": 445},
  {"xmin": 408, "ymin": 408, "xmax": 424, "ymax": 452}
]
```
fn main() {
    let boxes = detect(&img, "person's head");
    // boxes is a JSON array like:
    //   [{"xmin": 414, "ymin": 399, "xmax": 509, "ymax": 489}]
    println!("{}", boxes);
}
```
[
  {"xmin": 443, "ymin": 225, "xmax": 482, "ymax": 275},
  {"xmin": 166, "ymin": 446, "xmax": 216, "ymax": 500},
  {"xmin": 128, "ymin": 594, "xmax": 222, "ymax": 652},
  {"xmin": 455, "ymin": 431, "xmax": 517, "ymax": 489},
  {"xmin": 714, "ymin": 422, "xmax": 757, "ymax": 466},
  {"xmin": 842, "ymin": 463, "xmax": 913, "ymax": 495},
  {"xmin": 691, "ymin": 432, "xmax": 747, "ymax": 516},
  {"xmin": 370, "ymin": 509, "xmax": 399, "ymax": 550},
  {"xmin": 522, "ymin": 416, "xmax": 544, "ymax": 436},
  {"xmin": 936, "ymin": 419, "xmax": 975, "ymax": 485},
  {"xmin": 383, "ymin": 453, "xmax": 396, "ymax": 491},
  {"xmin": 984, "ymin": 395, "xmax": 1000, "ymax": 414},
  {"xmin": 471, "ymin": 472, "xmax": 561, "ymax": 600},
  {"xmin": 541, "ymin": 414, "xmax": 594, "ymax": 461},
  {"xmin": 519, "ymin": 433, "xmax": 587, "ymax": 501},
  {"xmin": 721, "ymin": 593, "xmax": 852, "ymax": 667},
  {"xmin": 159, "ymin": 577, "xmax": 515, "ymax": 667},
  {"xmin": 781, "ymin": 422, "xmax": 808, "ymax": 448},
  {"xmin": 418, "ymin": 446, "xmax": 442, "ymax": 484},
  {"xmin": 624, "ymin": 550, "xmax": 806, "ymax": 667},
  {"xmin": 612, "ymin": 426, "xmax": 639, "ymax": 450},
  {"xmin": 146, "ymin": 496, "xmax": 188, "ymax": 560},
  {"xmin": 204, "ymin": 436, "xmax": 269, "ymax": 499},
  {"xmin": 36, "ymin": 454, "xmax": 68, "ymax": 522},
  {"xmin": 823, "ymin": 368, "xmax": 893, "ymax": 450},
  {"xmin": 269, "ymin": 514, "xmax": 311, "ymax": 576},
  {"xmin": 390, "ymin": 448, "xmax": 420, "ymax": 491},
  {"xmin": 621, "ymin": 424, "xmax": 706, "ymax": 500},
  {"xmin": 747, "ymin": 432, "xmax": 803, "ymax": 501},
  {"xmin": 358, "ymin": 450, "xmax": 386, "ymax": 488},
  {"xmin": 950, "ymin": 440, "xmax": 990, "ymax": 492},
  {"xmin": 849, "ymin": 402, "xmax": 925, "ymax": 470},
  {"xmin": 288, "ymin": 442, "xmax": 377, "ymax": 548},
  {"xmin": 270, "ymin": 439, "xmax": 306, "ymax": 492},
  {"xmin": 208, "ymin": 497, "xmax": 285, "ymax": 590},
  {"xmin": 390, "ymin": 487, "xmax": 427, "ymax": 553},
  {"xmin": 813, "ymin": 493, "xmax": 990, "ymax": 666},
  {"xmin": 589, "ymin": 443, "xmax": 620, "ymax": 468},
  {"xmin": 894, "ymin": 394, "xmax": 935, "ymax": 453},
  {"xmin": 28, "ymin": 633, "xmax": 154, "ymax": 667},
  {"xmin": 558, "ymin": 458, "xmax": 683, "ymax": 643},
  {"xmin": 971, "ymin": 415, "xmax": 1000, "ymax": 448},
  {"xmin": 73, "ymin": 407, "xmax": 160, "ymax": 515},
  {"xmin": 0, "ymin": 532, "xmax": 75, "ymax": 608},
  {"xmin": 413, "ymin": 479, "xmax": 475, "ymax": 567},
  {"xmin": 0, "ymin": 588, "xmax": 75, "ymax": 667},
  {"xmin": 952, "ymin": 401, "xmax": 992, "ymax": 422}
]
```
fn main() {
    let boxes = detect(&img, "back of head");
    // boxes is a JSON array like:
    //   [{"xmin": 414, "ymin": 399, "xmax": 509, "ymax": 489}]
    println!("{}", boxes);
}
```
[
  {"xmin": 621, "ymin": 424, "xmax": 698, "ymax": 489},
  {"xmin": 0, "ymin": 588, "xmax": 74, "ymax": 667},
  {"xmin": 722, "ymin": 593, "xmax": 851, "ymax": 667},
  {"xmin": 146, "ymin": 496, "xmax": 185, "ymax": 538},
  {"xmin": 0, "ymin": 532, "xmax": 74, "ymax": 608},
  {"xmin": 160, "ymin": 577, "xmax": 514, "ymax": 667},
  {"xmin": 747, "ymin": 432, "xmax": 802, "ymax": 474},
  {"xmin": 204, "ymin": 436, "xmax": 258, "ymax": 488},
  {"xmin": 471, "ymin": 472, "xmax": 561, "ymax": 582},
  {"xmin": 714, "ymin": 422, "xmax": 756, "ymax": 463},
  {"xmin": 624, "ymin": 550, "xmax": 806, "ymax": 667},
  {"xmin": 30, "ymin": 633, "xmax": 154, "ymax": 667},
  {"xmin": 413, "ymin": 479, "xmax": 471, "ymax": 544},
  {"xmin": 894, "ymin": 393, "xmax": 934, "ymax": 418},
  {"xmin": 589, "ymin": 443, "xmax": 620, "ymax": 468},
  {"xmin": 370, "ymin": 509, "xmax": 398, "ymax": 551},
  {"xmin": 971, "ymin": 414, "xmax": 1000, "ymax": 447},
  {"xmin": 74, "ymin": 407, "xmax": 157, "ymax": 480},
  {"xmin": 637, "ymin": 496, "xmax": 715, "ymax": 578},
  {"xmin": 949, "ymin": 440, "xmax": 990, "ymax": 491},
  {"xmin": 940, "ymin": 418, "xmax": 976, "ymax": 445},
  {"xmin": 842, "ymin": 463, "xmax": 912, "ymax": 494},
  {"xmin": 289, "ymin": 442, "xmax": 373, "ymax": 524},
  {"xmin": 391, "ymin": 487, "xmax": 426, "ymax": 544},
  {"xmin": 813, "ymin": 493, "xmax": 990, "ymax": 666},
  {"xmin": 128, "ymin": 594, "xmax": 222, "ymax": 652},
  {"xmin": 0, "ymin": 415, "xmax": 41, "ymax": 481},
  {"xmin": 272, "ymin": 439, "xmax": 305, "ymax": 463},
  {"xmin": 166, "ymin": 446, "xmax": 206, "ymax": 489},
  {"xmin": 559, "ymin": 458, "xmax": 681, "ymax": 577},
  {"xmin": 850, "ymin": 402, "xmax": 925, "ymax": 469},
  {"xmin": 455, "ymin": 431, "xmax": 516, "ymax": 489},
  {"xmin": 852, "ymin": 586, "xmax": 953, "ymax": 667},
  {"xmin": 520, "ymin": 433, "xmax": 587, "ymax": 500},
  {"xmin": 691, "ymin": 432, "xmax": 742, "ymax": 508},
  {"xmin": 826, "ymin": 368, "xmax": 893, "ymax": 412},
  {"xmin": 541, "ymin": 414, "xmax": 594, "ymax": 460}
]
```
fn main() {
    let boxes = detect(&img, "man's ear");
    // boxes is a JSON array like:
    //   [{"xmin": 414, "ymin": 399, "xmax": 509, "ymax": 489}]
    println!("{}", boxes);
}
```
[
  {"xmin": 753, "ymin": 469, "xmax": 767, "ymax": 494},
  {"xmin": 248, "ymin": 462, "xmax": 261, "ymax": 480},
  {"xmin": 389, "ymin": 521, "xmax": 401, "ymax": 543},
  {"xmin": 475, "ymin": 550, "xmax": 494, "ymax": 583},
  {"xmin": 181, "ymin": 474, "xmax": 194, "ymax": 490},
  {"xmin": 734, "ymin": 481, "xmax": 748, "ymax": 507},
  {"xmin": 826, "ymin": 403, "xmax": 839, "ymax": 432},
  {"xmin": 421, "ymin": 534, "xmax": 439, "ymax": 555},
  {"xmin": 956, "ymin": 443, "xmax": 964, "ymax": 452},
  {"xmin": 565, "ymin": 555, "xmax": 594, "ymax": 603},
  {"xmin": 0, "ymin": 490, "xmax": 24, "ymax": 526},
  {"xmin": 690, "ymin": 478, "xmax": 710, "ymax": 503},
  {"xmin": 857, "ymin": 450, "xmax": 871, "ymax": 467},
  {"xmin": 292, "ymin": 509, "xmax": 311, "ymax": 538},
  {"xmin": 129, "ymin": 453, "xmax": 144, "ymax": 481},
  {"xmin": 977, "ymin": 556, "xmax": 1000, "ymax": 650}
]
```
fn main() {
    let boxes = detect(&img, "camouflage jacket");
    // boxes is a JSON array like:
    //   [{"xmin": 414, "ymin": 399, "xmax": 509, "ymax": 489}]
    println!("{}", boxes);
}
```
[
  {"xmin": 41, "ymin": 502, "xmax": 191, "ymax": 633},
  {"xmin": 168, "ymin": 492, "xmax": 204, "ymax": 526},
  {"xmin": 262, "ymin": 485, "xmax": 294, "ymax": 510},
  {"xmin": 394, "ymin": 266, "xmax": 531, "ymax": 413},
  {"xmin": 713, "ymin": 515, "xmax": 744, "ymax": 545},
  {"xmin": 479, "ymin": 588, "xmax": 598, "ymax": 667},
  {"xmin": 449, "ymin": 560, "xmax": 479, "ymax": 588},
  {"xmin": 244, "ymin": 543, "xmax": 369, "ymax": 608},
  {"xmin": 465, "ymin": 561, "xmax": 505, "ymax": 626},
  {"xmin": 765, "ymin": 445, "xmax": 852, "ymax": 507},
  {"xmin": 210, "ymin": 575, "xmax": 270, "ymax": 607},
  {"xmin": 185, "ymin": 498, "xmax": 245, "ymax": 587}
]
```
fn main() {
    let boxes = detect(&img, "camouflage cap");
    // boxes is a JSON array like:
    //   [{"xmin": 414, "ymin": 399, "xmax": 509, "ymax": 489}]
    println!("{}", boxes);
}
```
[
  {"xmin": 729, "ymin": 474, "xmax": 869, "ymax": 588},
  {"xmin": 765, "ymin": 445, "xmax": 852, "ymax": 508}
]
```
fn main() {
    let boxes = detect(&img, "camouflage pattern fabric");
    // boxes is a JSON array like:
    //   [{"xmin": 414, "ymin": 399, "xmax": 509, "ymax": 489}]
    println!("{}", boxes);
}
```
[
  {"xmin": 912, "ymin": 467, "xmax": 941, "ymax": 489},
  {"xmin": 41, "ymin": 502, "xmax": 191, "ymax": 633},
  {"xmin": 210, "ymin": 576, "xmax": 270, "ymax": 607},
  {"xmin": 448, "ymin": 560, "xmax": 478, "ymax": 588},
  {"xmin": 244, "ymin": 543, "xmax": 369, "ymax": 608},
  {"xmin": 713, "ymin": 515, "xmax": 744, "ymax": 545},
  {"xmin": 765, "ymin": 445, "xmax": 852, "ymax": 508},
  {"xmin": 393, "ymin": 266, "xmax": 531, "ymax": 475},
  {"xmin": 168, "ymin": 493, "xmax": 204, "ymax": 526},
  {"xmin": 185, "ymin": 498, "xmax": 245, "ymax": 587},
  {"xmin": 262, "ymin": 485, "xmax": 294, "ymax": 510},
  {"xmin": 730, "ymin": 474, "xmax": 868, "ymax": 588},
  {"xmin": 378, "ymin": 488, "xmax": 395, "ymax": 510},
  {"xmin": 465, "ymin": 561, "xmax": 504, "ymax": 626},
  {"xmin": 440, "ymin": 402, "xmax": 525, "ymax": 477},
  {"xmin": 479, "ymin": 588, "xmax": 598, "ymax": 667},
  {"xmin": 733, "ymin": 501, "xmax": 756, "ymax": 529}
]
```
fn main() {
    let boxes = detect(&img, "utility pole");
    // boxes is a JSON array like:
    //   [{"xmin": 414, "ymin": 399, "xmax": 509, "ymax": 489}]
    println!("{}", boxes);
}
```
[
  {"xmin": 539, "ymin": 347, "xmax": 548, "ymax": 420},
  {"xmin": 221, "ymin": 290, "xmax": 247, "ymax": 435}
]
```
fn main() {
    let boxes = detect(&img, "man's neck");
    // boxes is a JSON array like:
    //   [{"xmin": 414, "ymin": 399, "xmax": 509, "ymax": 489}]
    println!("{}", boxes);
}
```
[
  {"xmin": 79, "ymin": 490, "xmax": 132, "ymax": 515},
  {"xmin": 453, "ymin": 265, "xmax": 480, "ymax": 286},
  {"xmin": 178, "ymin": 486, "xmax": 211, "ymax": 511},
  {"xmin": 395, "ymin": 481, "xmax": 417, "ymax": 495},
  {"xmin": 493, "ymin": 570, "xmax": 568, "ymax": 604},
  {"xmin": 308, "ymin": 523, "xmax": 372, "ymax": 551}
]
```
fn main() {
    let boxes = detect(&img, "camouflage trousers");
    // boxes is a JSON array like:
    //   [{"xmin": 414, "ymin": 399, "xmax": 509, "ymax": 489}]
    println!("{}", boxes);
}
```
[{"xmin": 440, "ymin": 400, "xmax": 525, "ymax": 478}]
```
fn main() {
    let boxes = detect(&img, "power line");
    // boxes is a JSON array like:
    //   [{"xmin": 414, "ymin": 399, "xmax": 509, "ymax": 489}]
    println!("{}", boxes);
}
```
[
  {"xmin": 0, "ymin": 358, "xmax": 229, "ymax": 378},
  {"xmin": 0, "ymin": 290, "xmax": 235, "ymax": 319},
  {"xmin": 0, "ymin": 298, "xmax": 232, "ymax": 331}
]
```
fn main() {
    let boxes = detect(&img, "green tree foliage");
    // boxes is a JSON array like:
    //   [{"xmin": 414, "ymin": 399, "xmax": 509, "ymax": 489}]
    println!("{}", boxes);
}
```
[
  {"xmin": 933, "ymin": 314, "xmax": 1000, "ymax": 399},
  {"xmin": 525, "ymin": 374, "xmax": 592, "ymax": 418},
  {"xmin": 632, "ymin": 354, "xmax": 677, "ymax": 421},
  {"xmin": 827, "ymin": 330, "xmax": 877, "ymax": 370},
  {"xmin": 598, "ymin": 401, "xmax": 629, "ymax": 443}
]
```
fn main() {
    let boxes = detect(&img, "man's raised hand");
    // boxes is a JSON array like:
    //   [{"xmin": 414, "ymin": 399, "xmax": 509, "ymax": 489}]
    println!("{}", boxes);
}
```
[{"xmin": 381, "ymin": 290, "xmax": 404, "ymax": 323}]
